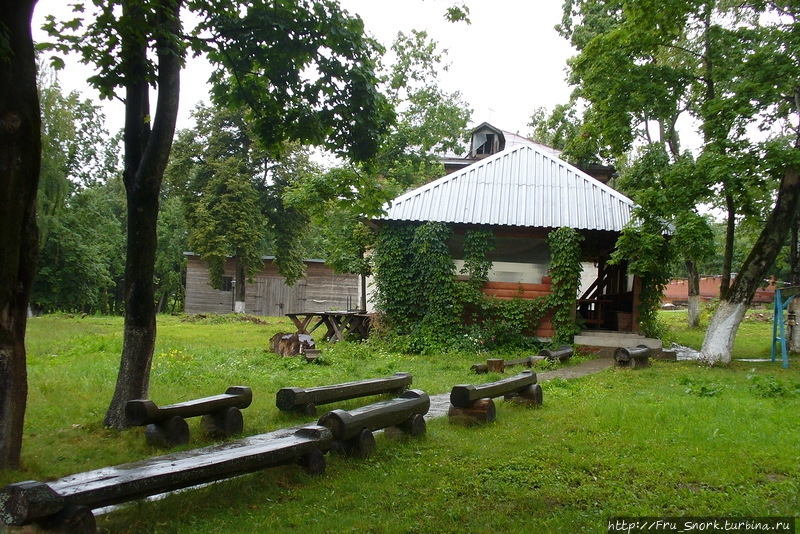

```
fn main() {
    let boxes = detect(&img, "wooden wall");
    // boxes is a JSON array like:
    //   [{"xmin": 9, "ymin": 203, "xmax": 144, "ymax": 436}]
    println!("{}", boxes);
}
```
[
  {"xmin": 480, "ymin": 281, "xmax": 555, "ymax": 338},
  {"xmin": 184, "ymin": 255, "xmax": 360, "ymax": 316}
]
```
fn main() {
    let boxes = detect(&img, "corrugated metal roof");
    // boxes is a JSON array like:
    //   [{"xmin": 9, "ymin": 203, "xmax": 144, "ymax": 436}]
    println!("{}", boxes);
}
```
[{"xmin": 380, "ymin": 144, "xmax": 633, "ymax": 232}]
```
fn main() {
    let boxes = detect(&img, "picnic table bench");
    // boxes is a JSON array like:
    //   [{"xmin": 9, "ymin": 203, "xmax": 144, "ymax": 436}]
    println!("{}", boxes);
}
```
[
  {"xmin": 0, "ymin": 426, "xmax": 332, "ymax": 532},
  {"xmin": 285, "ymin": 311, "xmax": 371, "ymax": 342},
  {"xmin": 276, "ymin": 373, "xmax": 413, "ymax": 416},
  {"xmin": 126, "ymin": 386, "xmax": 252, "ymax": 447}
]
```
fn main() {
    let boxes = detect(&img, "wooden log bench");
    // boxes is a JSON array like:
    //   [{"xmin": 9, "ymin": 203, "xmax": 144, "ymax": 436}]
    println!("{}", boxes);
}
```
[
  {"xmin": 448, "ymin": 370, "xmax": 542, "ymax": 425},
  {"xmin": 470, "ymin": 356, "xmax": 535, "ymax": 374},
  {"xmin": 276, "ymin": 372, "xmax": 413, "ymax": 416},
  {"xmin": 613, "ymin": 344, "xmax": 652, "ymax": 369},
  {"xmin": 0, "ymin": 426, "xmax": 332, "ymax": 533},
  {"xmin": 539, "ymin": 345, "xmax": 574, "ymax": 362},
  {"xmin": 317, "ymin": 389, "xmax": 430, "ymax": 458},
  {"xmin": 125, "ymin": 386, "xmax": 252, "ymax": 447}
]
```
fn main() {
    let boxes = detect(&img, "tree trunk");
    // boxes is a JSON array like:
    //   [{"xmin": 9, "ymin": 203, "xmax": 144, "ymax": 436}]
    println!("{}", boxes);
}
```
[
  {"xmin": 701, "ymin": 168, "xmax": 800, "ymax": 364},
  {"xmin": 104, "ymin": 1, "xmax": 182, "ymax": 428},
  {"xmin": 234, "ymin": 256, "xmax": 246, "ymax": 313},
  {"xmin": 0, "ymin": 0, "xmax": 40, "ymax": 469},
  {"xmin": 686, "ymin": 260, "xmax": 701, "ymax": 328},
  {"xmin": 719, "ymin": 193, "xmax": 736, "ymax": 301},
  {"xmin": 788, "ymin": 214, "xmax": 800, "ymax": 353}
]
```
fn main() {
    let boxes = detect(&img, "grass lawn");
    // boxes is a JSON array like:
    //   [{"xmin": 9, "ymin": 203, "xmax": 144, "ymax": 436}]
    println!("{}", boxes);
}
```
[{"xmin": 2, "ymin": 313, "xmax": 798, "ymax": 533}]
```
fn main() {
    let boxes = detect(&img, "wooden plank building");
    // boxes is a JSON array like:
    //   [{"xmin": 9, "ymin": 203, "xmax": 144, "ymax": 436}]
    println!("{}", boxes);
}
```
[{"xmin": 184, "ymin": 254, "xmax": 360, "ymax": 316}]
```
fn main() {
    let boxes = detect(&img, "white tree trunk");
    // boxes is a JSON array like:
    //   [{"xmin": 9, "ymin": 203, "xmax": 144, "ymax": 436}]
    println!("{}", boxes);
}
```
[
  {"xmin": 699, "ymin": 300, "xmax": 748, "ymax": 365},
  {"xmin": 687, "ymin": 295, "xmax": 701, "ymax": 328},
  {"xmin": 234, "ymin": 301, "xmax": 246, "ymax": 314},
  {"xmin": 788, "ymin": 296, "xmax": 800, "ymax": 353}
]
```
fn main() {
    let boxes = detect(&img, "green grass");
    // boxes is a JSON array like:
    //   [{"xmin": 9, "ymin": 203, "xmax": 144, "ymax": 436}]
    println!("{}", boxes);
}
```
[
  {"xmin": 660, "ymin": 308, "xmax": 778, "ymax": 359},
  {"xmin": 3, "ymin": 313, "xmax": 799, "ymax": 533}
]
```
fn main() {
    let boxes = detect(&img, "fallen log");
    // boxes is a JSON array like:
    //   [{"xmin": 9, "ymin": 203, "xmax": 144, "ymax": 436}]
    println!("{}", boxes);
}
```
[{"xmin": 276, "ymin": 372, "xmax": 412, "ymax": 416}]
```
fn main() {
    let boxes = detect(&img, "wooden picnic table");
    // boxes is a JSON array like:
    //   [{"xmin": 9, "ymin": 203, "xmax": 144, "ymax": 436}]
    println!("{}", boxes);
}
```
[{"xmin": 285, "ymin": 311, "xmax": 371, "ymax": 342}]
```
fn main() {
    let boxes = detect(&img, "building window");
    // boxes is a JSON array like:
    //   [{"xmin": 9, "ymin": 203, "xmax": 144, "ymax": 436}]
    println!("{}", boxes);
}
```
[
  {"xmin": 221, "ymin": 276, "xmax": 233, "ymax": 292},
  {"xmin": 476, "ymin": 133, "xmax": 495, "ymax": 155}
]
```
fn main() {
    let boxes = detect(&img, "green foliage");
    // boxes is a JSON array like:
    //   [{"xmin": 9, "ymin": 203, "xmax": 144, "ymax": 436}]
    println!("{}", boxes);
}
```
[
  {"xmin": 547, "ymin": 227, "xmax": 584, "ymax": 343},
  {"xmin": 374, "ymin": 224, "xmax": 585, "ymax": 351},
  {"xmin": 460, "ymin": 227, "xmax": 494, "ymax": 286},
  {"xmin": 611, "ymin": 217, "xmax": 672, "ymax": 338},
  {"xmin": 372, "ymin": 223, "xmax": 420, "ymax": 330},
  {"xmin": 679, "ymin": 376, "xmax": 726, "ymax": 398},
  {"xmin": 747, "ymin": 373, "xmax": 800, "ymax": 399}
]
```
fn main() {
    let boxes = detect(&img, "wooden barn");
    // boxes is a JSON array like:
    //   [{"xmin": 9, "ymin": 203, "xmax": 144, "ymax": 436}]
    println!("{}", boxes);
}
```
[
  {"xmin": 184, "ymin": 254, "xmax": 361, "ymax": 316},
  {"xmin": 373, "ymin": 123, "xmax": 659, "ymax": 347}
]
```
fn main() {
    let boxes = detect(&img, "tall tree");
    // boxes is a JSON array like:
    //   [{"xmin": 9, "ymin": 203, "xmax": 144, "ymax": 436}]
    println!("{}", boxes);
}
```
[
  {"xmin": 286, "ymin": 30, "xmax": 472, "ymax": 305},
  {"xmin": 0, "ymin": 0, "xmax": 40, "ymax": 469},
  {"xmin": 43, "ymin": 0, "xmax": 392, "ymax": 428},
  {"xmin": 560, "ymin": 0, "xmax": 800, "ymax": 363}
]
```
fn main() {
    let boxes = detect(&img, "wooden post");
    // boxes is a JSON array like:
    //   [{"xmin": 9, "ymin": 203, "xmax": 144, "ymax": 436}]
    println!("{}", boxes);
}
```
[
  {"xmin": 448, "ymin": 398, "xmax": 496, "ymax": 425},
  {"xmin": 486, "ymin": 359, "xmax": 505, "ymax": 373}
]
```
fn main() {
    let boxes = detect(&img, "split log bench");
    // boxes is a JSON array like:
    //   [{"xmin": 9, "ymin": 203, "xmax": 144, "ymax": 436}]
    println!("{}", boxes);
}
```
[
  {"xmin": 470, "ymin": 356, "xmax": 537, "ymax": 374},
  {"xmin": 317, "ymin": 389, "xmax": 430, "ymax": 458},
  {"xmin": 276, "ymin": 372, "xmax": 413, "ymax": 416},
  {"xmin": 449, "ymin": 370, "xmax": 542, "ymax": 425},
  {"xmin": 614, "ymin": 345, "xmax": 652, "ymax": 369},
  {"xmin": 0, "ymin": 426, "xmax": 332, "ymax": 533},
  {"xmin": 539, "ymin": 345, "xmax": 573, "ymax": 362},
  {"xmin": 126, "ymin": 386, "xmax": 252, "ymax": 447}
]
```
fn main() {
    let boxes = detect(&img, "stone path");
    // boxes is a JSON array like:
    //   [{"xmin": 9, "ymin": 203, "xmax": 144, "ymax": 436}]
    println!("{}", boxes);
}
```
[{"xmin": 425, "ymin": 356, "xmax": 615, "ymax": 420}]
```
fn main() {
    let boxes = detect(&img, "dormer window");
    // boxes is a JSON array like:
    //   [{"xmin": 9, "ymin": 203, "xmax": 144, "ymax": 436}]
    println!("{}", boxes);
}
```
[
  {"xmin": 477, "ymin": 133, "xmax": 495, "ymax": 155},
  {"xmin": 470, "ymin": 124, "xmax": 505, "ymax": 159}
]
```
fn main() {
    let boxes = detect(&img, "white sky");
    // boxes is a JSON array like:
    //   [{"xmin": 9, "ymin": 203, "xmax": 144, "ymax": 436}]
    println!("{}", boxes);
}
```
[{"xmin": 32, "ymin": 0, "xmax": 576, "ymax": 138}]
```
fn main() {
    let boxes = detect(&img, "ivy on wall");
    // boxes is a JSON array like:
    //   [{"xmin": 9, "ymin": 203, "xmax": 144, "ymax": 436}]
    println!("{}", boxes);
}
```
[
  {"xmin": 547, "ymin": 227, "xmax": 584, "ymax": 344},
  {"xmin": 373, "ymin": 222, "xmax": 586, "ymax": 351}
]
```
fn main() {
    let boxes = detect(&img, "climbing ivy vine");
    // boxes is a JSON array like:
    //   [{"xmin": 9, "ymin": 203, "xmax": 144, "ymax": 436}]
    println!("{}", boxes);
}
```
[
  {"xmin": 546, "ymin": 227, "xmax": 584, "ymax": 344},
  {"xmin": 373, "ymin": 223, "xmax": 587, "ymax": 352}
]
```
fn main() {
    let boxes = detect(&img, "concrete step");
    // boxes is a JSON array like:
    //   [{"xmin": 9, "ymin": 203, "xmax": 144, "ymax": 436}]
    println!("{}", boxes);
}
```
[{"xmin": 574, "ymin": 331, "xmax": 662, "ymax": 349}]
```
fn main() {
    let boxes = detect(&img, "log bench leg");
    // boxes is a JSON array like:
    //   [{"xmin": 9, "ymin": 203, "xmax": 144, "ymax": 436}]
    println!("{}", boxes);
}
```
[
  {"xmin": 145, "ymin": 416, "xmax": 190, "ymax": 447},
  {"xmin": 201, "ymin": 407, "xmax": 244, "ymax": 439},
  {"xmin": 41, "ymin": 505, "xmax": 96, "ymax": 534},
  {"xmin": 504, "ymin": 383, "xmax": 543, "ymax": 406},
  {"xmin": 296, "ymin": 449, "xmax": 327, "ymax": 476},
  {"xmin": 448, "ymin": 398, "xmax": 496, "ymax": 426},
  {"xmin": 333, "ymin": 428, "xmax": 376, "ymax": 459},
  {"xmin": 385, "ymin": 413, "xmax": 427, "ymax": 439}
]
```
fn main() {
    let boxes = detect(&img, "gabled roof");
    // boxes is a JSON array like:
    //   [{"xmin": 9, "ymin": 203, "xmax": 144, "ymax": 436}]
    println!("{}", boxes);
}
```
[{"xmin": 381, "ymin": 143, "xmax": 634, "ymax": 232}]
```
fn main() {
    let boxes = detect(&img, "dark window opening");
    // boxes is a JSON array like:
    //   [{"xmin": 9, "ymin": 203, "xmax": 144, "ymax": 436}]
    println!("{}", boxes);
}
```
[
  {"xmin": 221, "ymin": 276, "xmax": 234, "ymax": 292},
  {"xmin": 476, "ymin": 133, "xmax": 495, "ymax": 155}
]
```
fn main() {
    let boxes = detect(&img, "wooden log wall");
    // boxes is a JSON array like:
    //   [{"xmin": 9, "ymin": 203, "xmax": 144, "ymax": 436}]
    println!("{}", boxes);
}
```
[
  {"xmin": 480, "ymin": 281, "xmax": 555, "ymax": 338},
  {"xmin": 184, "ymin": 255, "xmax": 359, "ymax": 316}
]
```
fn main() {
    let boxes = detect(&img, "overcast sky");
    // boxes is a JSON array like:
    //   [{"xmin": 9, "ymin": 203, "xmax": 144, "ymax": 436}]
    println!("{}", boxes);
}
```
[{"xmin": 32, "ymin": 0, "xmax": 576, "ymax": 138}]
